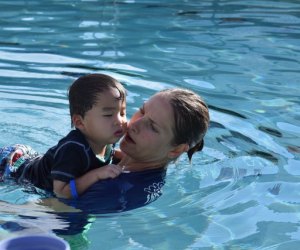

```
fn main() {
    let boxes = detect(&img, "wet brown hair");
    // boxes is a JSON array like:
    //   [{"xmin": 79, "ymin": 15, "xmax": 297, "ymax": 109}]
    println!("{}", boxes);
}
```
[
  {"xmin": 160, "ymin": 88, "xmax": 210, "ymax": 162},
  {"xmin": 68, "ymin": 73, "xmax": 126, "ymax": 127}
]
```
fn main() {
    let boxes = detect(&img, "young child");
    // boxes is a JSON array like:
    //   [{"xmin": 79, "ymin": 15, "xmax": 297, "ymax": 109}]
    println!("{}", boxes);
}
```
[{"xmin": 0, "ymin": 74, "xmax": 127, "ymax": 199}]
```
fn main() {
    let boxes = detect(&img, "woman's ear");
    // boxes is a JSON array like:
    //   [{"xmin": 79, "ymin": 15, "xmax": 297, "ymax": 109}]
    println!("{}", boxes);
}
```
[
  {"xmin": 168, "ymin": 144, "xmax": 189, "ymax": 159},
  {"xmin": 72, "ymin": 114, "xmax": 84, "ymax": 129}
]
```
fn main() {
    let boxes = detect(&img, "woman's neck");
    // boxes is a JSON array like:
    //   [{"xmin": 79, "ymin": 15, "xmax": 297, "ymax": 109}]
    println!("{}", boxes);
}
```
[{"xmin": 118, "ymin": 156, "xmax": 168, "ymax": 172}]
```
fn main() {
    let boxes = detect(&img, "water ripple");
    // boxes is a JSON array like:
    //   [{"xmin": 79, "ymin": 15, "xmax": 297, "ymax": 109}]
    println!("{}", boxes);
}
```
[{"xmin": 0, "ymin": 0, "xmax": 299, "ymax": 249}]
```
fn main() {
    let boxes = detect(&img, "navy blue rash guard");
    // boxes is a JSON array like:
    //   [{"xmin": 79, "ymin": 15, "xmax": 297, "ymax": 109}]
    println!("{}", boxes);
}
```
[
  {"xmin": 52, "ymin": 167, "xmax": 166, "ymax": 235},
  {"xmin": 14, "ymin": 129, "xmax": 113, "ymax": 191},
  {"xmin": 63, "ymin": 167, "xmax": 166, "ymax": 214}
]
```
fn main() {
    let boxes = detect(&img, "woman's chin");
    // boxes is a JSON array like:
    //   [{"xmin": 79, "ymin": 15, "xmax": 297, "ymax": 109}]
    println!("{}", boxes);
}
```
[
  {"xmin": 120, "ymin": 139, "xmax": 131, "ymax": 151},
  {"xmin": 120, "ymin": 140, "xmax": 137, "ymax": 155}
]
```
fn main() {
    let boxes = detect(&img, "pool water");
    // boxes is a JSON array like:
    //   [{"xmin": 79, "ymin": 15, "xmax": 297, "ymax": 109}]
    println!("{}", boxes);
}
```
[{"xmin": 0, "ymin": 0, "xmax": 299, "ymax": 249}]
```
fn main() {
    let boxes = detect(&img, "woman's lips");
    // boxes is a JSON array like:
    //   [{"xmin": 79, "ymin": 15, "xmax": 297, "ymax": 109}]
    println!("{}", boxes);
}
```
[{"xmin": 124, "ymin": 133, "xmax": 135, "ymax": 144}]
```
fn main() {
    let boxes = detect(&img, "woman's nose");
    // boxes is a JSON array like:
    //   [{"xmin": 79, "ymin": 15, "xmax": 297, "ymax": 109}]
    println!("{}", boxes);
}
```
[{"xmin": 129, "ymin": 117, "xmax": 142, "ymax": 133}]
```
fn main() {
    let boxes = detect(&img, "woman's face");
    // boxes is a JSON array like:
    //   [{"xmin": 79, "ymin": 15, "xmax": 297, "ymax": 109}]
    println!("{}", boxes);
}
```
[{"xmin": 120, "ymin": 93, "xmax": 176, "ymax": 164}]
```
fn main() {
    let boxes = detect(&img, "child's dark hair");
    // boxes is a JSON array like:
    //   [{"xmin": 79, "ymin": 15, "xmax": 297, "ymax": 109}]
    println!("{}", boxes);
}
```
[
  {"xmin": 160, "ymin": 88, "xmax": 210, "ymax": 162},
  {"xmin": 68, "ymin": 73, "xmax": 126, "ymax": 127}
]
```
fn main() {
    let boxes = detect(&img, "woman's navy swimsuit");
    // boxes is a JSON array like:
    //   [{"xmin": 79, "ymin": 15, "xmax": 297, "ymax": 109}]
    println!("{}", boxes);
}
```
[
  {"xmin": 54, "ymin": 168, "xmax": 166, "ymax": 235},
  {"xmin": 63, "ymin": 167, "xmax": 166, "ymax": 214}
]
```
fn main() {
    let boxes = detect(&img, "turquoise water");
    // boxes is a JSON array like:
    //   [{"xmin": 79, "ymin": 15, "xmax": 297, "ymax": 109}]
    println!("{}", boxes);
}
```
[{"xmin": 0, "ymin": 0, "xmax": 299, "ymax": 249}]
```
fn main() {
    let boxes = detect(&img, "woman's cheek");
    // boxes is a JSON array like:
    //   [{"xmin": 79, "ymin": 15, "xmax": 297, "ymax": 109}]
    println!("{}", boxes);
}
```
[
  {"xmin": 145, "ymin": 131, "xmax": 158, "ymax": 146},
  {"xmin": 138, "ymin": 130, "xmax": 151, "ymax": 145}
]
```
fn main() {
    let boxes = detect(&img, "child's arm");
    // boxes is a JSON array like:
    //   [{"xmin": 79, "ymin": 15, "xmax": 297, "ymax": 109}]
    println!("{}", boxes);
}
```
[{"xmin": 53, "ymin": 164, "xmax": 123, "ymax": 199}]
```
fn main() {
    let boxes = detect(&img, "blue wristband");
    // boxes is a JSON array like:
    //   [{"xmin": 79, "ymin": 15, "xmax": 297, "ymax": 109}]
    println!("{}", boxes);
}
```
[{"xmin": 70, "ymin": 179, "xmax": 78, "ymax": 198}]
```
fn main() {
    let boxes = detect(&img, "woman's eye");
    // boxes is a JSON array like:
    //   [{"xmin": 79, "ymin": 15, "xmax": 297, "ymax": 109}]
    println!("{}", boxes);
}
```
[{"xmin": 150, "ymin": 123, "xmax": 158, "ymax": 132}]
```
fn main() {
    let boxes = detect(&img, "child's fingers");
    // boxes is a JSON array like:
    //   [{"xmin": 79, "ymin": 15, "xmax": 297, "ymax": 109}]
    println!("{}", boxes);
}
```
[
  {"xmin": 108, "ymin": 165, "xmax": 122, "ymax": 177},
  {"xmin": 110, "ymin": 164, "xmax": 122, "ymax": 172}
]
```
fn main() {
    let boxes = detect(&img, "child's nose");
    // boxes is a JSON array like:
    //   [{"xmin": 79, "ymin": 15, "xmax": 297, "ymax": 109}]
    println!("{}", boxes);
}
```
[{"xmin": 115, "ymin": 114, "xmax": 126, "ymax": 125}]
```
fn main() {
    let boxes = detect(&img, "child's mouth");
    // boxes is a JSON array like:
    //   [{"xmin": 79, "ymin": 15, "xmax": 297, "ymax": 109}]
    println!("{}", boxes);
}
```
[{"xmin": 114, "ymin": 130, "xmax": 123, "ymax": 137}]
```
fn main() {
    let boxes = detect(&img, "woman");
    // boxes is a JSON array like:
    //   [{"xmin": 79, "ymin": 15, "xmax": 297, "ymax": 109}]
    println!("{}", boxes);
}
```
[
  {"xmin": 65, "ymin": 88, "xmax": 210, "ymax": 214},
  {"xmin": 0, "ymin": 88, "xmax": 209, "ymax": 212}
]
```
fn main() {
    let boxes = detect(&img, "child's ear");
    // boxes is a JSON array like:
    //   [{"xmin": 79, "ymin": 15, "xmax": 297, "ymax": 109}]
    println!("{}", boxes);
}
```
[
  {"xmin": 72, "ymin": 114, "xmax": 84, "ymax": 129},
  {"xmin": 168, "ymin": 144, "xmax": 189, "ymax": 159}
]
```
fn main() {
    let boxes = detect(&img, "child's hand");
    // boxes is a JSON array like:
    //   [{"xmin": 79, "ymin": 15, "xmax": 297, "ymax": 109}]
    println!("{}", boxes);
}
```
[{"xmin": 95, "ymin": 164, "xmax": 123, "ymax": 180}]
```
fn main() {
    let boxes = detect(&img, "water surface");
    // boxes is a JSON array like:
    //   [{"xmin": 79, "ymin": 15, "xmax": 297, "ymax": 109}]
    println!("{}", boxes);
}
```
[{"xmin": 0, "ymin": 0, "xmax": 299, "ymax": 249}]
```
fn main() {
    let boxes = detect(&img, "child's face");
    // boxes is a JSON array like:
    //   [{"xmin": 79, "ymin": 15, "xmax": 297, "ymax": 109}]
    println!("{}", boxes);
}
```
[{"xmin": 76, "ymin": 87, "xmax": 127, "ymax": 149}]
